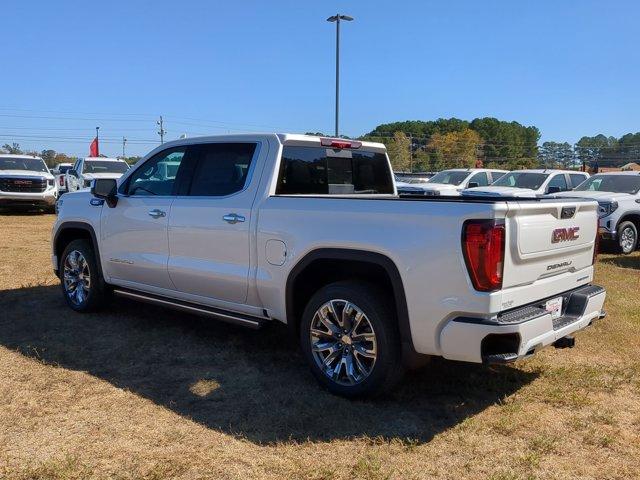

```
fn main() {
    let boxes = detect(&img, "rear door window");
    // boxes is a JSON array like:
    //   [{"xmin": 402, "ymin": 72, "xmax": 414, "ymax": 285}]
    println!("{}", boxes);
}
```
[
  {"xmin": 489, "ymin": 171, "xmax": 506, "ymax": 183},
  {"xmin": 468, "ymin": 172, "xmax": 489, "ymax": 187},
  {"xmin": 276, "ymin": 146, "xmax": 393, "ymax": 195},
  {"xmin": 547, "ymin": 173, "xmax": 568, "ymax": 192},
  {"xmin": 569, "ymin": 174, "xmax": 587, "ymax": 188},
  {"xmin": 187, "ymin": 143, "xmax": 257, "ymax": 196}
]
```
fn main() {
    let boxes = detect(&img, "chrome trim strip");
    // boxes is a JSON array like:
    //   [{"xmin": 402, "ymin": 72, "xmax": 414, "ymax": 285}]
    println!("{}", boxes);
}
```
[{"xmin": 113, "ymin": 289, "xmax": 264, "ymax": 329}]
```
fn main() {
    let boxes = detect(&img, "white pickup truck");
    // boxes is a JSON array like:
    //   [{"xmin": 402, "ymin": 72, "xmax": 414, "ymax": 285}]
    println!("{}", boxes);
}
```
[
  {"xmin": 65, "ymin": 157, "xmax": 130, "ymax": 193},
  {"xmin": 464, "ymin": 169, "xmax": 590, "ymax": 198},
  {"xmin": 52, "ymin": 134, "xmax": 606, "ymax": 397},
  {"xmin": 414, "ymin": 168, "xmax": 508, "ymax": 196}
]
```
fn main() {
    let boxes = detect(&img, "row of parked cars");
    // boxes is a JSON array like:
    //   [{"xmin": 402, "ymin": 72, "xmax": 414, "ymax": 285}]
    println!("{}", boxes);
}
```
[
  {"xmin": 1, "ymin": 151, "xmax": 639, "ymax": 255},
  {"xmin": 0, "ymin": 154, "xmax": 130, "ymax": 212},
  {"xmin": 396, "ymin": 167, "xmax": 640, "ymax": 254}
]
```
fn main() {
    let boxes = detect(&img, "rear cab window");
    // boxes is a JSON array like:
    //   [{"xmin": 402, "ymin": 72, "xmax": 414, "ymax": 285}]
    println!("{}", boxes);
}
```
[
  {"xmin": 276, "ymin": 145, "xmax": 393, "ymax": 195},
  {"xmin": 569, "ymin": 173, "xmax": 588, "ymax": 188}
]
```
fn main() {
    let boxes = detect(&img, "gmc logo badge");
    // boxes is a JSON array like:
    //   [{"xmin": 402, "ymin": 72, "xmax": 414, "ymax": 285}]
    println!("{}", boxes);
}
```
[
  {"xmin": 14, "ymin": 180, "xmax": 32, "ymax": 185},
  {"xmin": 552, "ymin": 227, "xmax": 580, "ymax": 243}
]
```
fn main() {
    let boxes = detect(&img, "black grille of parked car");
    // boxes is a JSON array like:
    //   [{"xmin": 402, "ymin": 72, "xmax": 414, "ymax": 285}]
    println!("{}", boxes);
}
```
[{"xmin": 0, "ymin": 177, "xmax": 47, "ymax": 193}]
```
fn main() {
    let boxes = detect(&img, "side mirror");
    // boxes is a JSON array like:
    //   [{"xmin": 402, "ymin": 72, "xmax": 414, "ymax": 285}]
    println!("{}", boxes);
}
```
[
  {"xmin": 547, "ymin": 186, "xmax": 561, "ymax": 194},
  {"xmin": 91, "ymin": 178, "xmax": 118, "ymax": 207},
  {"xmin": 467, "ymin": 182, "xmax": 479, "ymax": 189}
]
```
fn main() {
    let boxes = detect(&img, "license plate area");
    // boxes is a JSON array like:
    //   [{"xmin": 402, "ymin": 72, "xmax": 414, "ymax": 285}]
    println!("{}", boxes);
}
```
[{"xmin": 545, "ymin": 296, "xmax": 563, "ymax": 320}]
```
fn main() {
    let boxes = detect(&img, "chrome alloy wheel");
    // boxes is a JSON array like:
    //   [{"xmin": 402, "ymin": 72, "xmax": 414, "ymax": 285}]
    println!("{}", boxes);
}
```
[
  {"xmin": 309, "ymin": 299, "xmax": 377, "ymax": 386},
  {"xmin": 621, "ymin": 226, "xmax": 636, "ymax": 253},
  {"xmin": 63, "ymin": 250, "xmax": 91, "ymax": 306}
]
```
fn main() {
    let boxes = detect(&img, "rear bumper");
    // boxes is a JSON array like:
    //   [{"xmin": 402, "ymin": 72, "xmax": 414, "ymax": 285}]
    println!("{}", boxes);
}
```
[{"xmin": 440, "ymin": 284, "xmax": 606, "ymax": 363}]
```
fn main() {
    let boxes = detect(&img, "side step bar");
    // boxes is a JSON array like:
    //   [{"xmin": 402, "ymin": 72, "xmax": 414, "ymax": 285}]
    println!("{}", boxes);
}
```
[{"xmin": 112, "ymin": 288, "xmax": 267, "ymax": 329}]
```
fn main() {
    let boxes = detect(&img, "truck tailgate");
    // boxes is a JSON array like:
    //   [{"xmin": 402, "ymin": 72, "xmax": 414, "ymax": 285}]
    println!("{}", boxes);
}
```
[{"xmin": 502, "ymin": 199, "xmax": 598, "ymax": 290}]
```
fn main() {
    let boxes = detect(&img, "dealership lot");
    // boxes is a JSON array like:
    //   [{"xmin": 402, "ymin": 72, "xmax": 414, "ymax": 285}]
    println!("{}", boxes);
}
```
[{"xmin": 1, "ymin": 213, "xmax": 639, "ymax": 479}]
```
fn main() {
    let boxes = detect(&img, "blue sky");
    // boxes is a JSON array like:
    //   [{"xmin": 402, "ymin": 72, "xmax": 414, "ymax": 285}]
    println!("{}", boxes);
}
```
[{"xmin": 2, "ymin": 0, "xmax": 639, "ymax": 157}]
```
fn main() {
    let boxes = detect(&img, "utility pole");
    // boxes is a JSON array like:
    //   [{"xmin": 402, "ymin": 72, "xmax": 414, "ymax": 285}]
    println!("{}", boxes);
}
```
[
  {"xmin": 157, "ymin": 116, "xmax": 166, "ymax": 144},
  {"xmin": 327, "ymin": 14, "xmax": 354, "ymax": 138},
  {"xmin": 122, "ymin": 137, "xmax": 127, "ymax": 159}
]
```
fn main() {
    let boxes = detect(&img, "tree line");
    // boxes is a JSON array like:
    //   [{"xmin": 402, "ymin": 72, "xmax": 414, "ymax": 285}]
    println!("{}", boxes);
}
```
[
  {"xmin": 4, "ymin": 123, "xmax": 640, "ymax": 173},
  {"xmin": 362, "ymin": 118, "xmax": 540, "ymax": 172},
  {"xmin": 361, "ymin": 119, "xmax": 640, "ymax": 173}
]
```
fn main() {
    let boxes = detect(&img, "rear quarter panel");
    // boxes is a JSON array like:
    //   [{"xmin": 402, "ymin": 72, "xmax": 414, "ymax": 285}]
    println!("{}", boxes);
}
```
[{"xmin": 255, "ymin": 196, "xmax": 506, "ymax": 355}]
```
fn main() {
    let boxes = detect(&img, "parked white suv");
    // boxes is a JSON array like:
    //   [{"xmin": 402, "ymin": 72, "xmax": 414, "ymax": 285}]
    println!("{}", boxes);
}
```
[
  {"xmin": 0, "ymin": 154, "xmax": 58, "ymax": 211},
  {"xmin": 415, "ymin": 168, "xmax": 508, "ymax": 196},
  {"xmin": 463, "ymin": 169, "xmax": 589, "ymax": 198},
  {"xmin": 52, "ymin": 134, "xmax": 606, "ymax": 397},
  {"xmin": 66, "ymin": 157, "xmax": 129, "ymax": 193},
  {"xmin": 555, "ymin": 172, "xmax": 640, "ymax": 254}
]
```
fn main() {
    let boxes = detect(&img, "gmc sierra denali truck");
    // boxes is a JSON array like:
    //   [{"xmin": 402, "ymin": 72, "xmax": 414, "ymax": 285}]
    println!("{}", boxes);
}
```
[
  {"xmin": 52, "ymin": 134, "xmax": 606, "ymax": 397},
  {"xmin": 0, "ymin": 154, "xmax": 58, "ymax": 211}
]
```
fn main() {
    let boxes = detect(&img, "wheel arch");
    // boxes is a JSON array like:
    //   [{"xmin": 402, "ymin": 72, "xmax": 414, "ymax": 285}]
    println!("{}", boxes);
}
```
[
  {"xmin": 53, "ymin": 222, "xmax": 103, "ymax": 278},
  {"xmin": 617, "ymin": 211, "xmax": 640, "ymax": 231},
  {"xmin": 285, "ymin": 248, "xmax": 416, "ymax": 356}
]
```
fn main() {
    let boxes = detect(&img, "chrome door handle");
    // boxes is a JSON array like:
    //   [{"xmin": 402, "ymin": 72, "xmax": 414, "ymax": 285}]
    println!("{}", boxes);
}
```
[
  {"xmin": 148, "ymin": 209, "xmax": 166, "ymax": 219},
  {"xmin": 223, "ymin": 213, "xmax": 245, "ymax": 224}
]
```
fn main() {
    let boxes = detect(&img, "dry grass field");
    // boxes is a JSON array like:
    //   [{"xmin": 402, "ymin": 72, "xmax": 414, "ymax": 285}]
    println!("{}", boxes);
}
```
[{"xmin": 0, "ymin": 212, "xmax": 639, "ymax": 480}]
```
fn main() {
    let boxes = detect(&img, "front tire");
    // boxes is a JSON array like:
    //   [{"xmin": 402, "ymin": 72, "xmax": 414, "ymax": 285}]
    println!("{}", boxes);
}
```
[
  {"xmin": 60, "ymin": 239, "xmax": 107, "ymax": 312},
  {"xmin": 617, "ymin": 221, "xmax": 638, "ymax": 254},
  {"xmin": 300, "ymin": 281, "xmax": 404, "ymax": 398}
]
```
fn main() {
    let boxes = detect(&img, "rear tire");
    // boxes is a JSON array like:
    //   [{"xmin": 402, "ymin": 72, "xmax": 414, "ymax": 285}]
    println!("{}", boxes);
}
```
[
  {"xmin": 60, "ymin": 239, "xmax": 108, "ymax": 312},
  {"xmin": 300, "ymin": 281, "xmax": 404, "ymax": 398},
  {"xmin": 617, "ymin": 221, "xmax": 638, "ymax": 254}
]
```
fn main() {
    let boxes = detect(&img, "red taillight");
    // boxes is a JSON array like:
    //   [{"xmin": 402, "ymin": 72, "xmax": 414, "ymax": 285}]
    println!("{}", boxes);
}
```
[
  {"xmin": 462, "ymin": 220, "xmax": 505, "ymax": 292},
  {"xmin": 59, "ymin": 176, "xmax": 64, "ymax": 186},
  {"xmin": 320, "ymin": 137, "xmax": 362, "ymax": 149}
]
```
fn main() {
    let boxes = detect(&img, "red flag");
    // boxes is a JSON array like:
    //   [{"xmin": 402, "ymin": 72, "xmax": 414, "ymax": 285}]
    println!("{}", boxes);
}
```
[{"xmin": 89, "ymin": 137, "xmax": 99, "ymax": 157}]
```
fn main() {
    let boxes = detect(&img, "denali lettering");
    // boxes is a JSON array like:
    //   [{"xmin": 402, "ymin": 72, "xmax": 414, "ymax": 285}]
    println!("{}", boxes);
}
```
[
  {"xmin": 552, "ymin": 227, "xmax": 580, "ymax": 243},
  {"xmin": 547, "ymin": 261, "xmax": 573, "ymax": 270}
]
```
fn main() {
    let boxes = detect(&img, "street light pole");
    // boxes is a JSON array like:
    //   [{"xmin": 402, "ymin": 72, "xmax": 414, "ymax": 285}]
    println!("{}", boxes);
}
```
[{"xmin": 327, "ymin": 14, "xmax": 353, "ymax": 137}]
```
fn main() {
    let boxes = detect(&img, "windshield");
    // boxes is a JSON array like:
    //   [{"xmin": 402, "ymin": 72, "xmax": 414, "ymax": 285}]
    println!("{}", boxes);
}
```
[
  {"xmin": 574, "ymin": 175, "xmax": 640, "ymax": 194},
  {"xmin": 0, "ymin": 157, "xmax": 48, "ymax": 173},
  {"xmin": 428, "ymin": 170, "xmax": 470, "ymax": 186},
  {"xmin": 83, "ymin": 160, "xmax": 129, "ymax": 174},
  {"xmin": 57, "ymin": 165, "xmax": 71, "ymax": 174},
  {"xmin": 493, "ymin": 172, "xmax": 549, "ymax": 189}
]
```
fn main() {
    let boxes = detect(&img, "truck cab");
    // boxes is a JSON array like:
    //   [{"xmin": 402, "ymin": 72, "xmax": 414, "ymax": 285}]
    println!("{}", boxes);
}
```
[
  {"xmin": 417, "ymin": 168, "xmax": 508, "ymax": 196},
  {"xmin": 66, "ymin": 157, "xmax": 130, "ymax": 193},
  {"xmin": 464, "ymin": 169, "xmax": 589, "ymax": 198}
]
